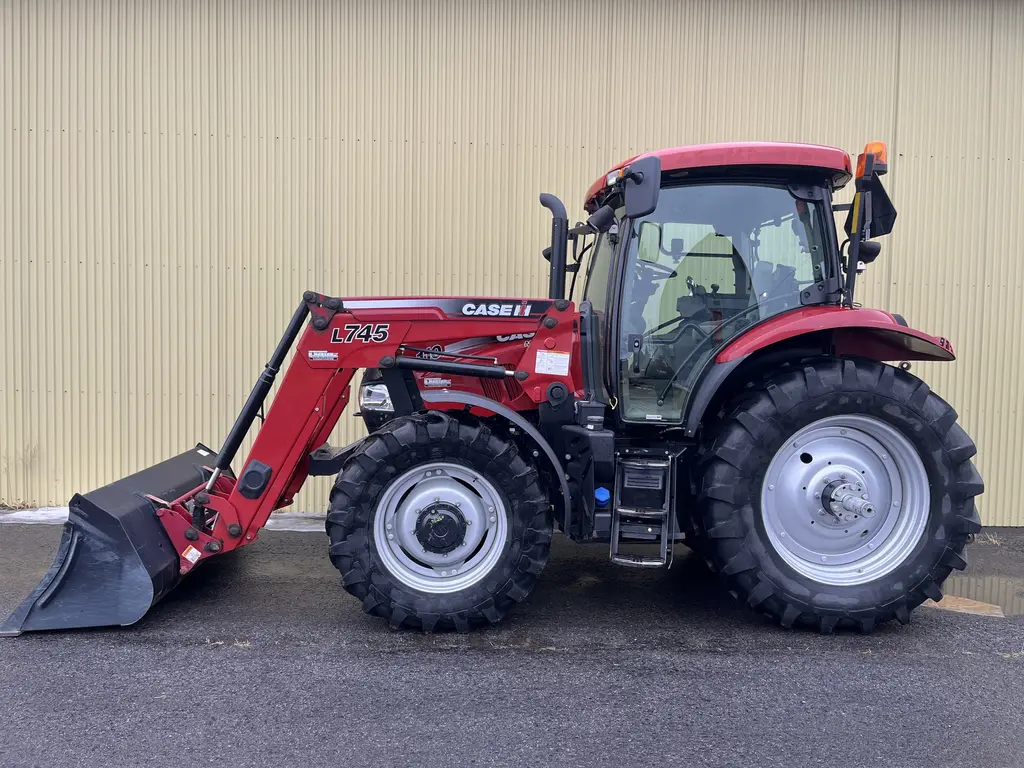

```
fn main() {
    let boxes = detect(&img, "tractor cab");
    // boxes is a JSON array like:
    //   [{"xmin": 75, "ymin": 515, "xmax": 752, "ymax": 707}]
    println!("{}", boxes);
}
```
[
  {"xmin": 530, "ymin": 142, "xmax": 909, "ymax": 566},
  {"xmin": 573, "ymin": 143, "xmax": 856, "ymax": 427}
]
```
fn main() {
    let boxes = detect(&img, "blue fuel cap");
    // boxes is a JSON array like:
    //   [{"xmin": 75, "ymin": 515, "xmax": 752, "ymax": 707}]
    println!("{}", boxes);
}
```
[{"xmin": 595, "ymin": 487, "xmax": 611, "ymax": 507}]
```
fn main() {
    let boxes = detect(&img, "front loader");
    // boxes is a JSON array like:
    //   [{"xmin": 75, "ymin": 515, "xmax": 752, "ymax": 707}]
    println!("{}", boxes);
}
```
[{"xmin": 3, "ymin": 140, "xmax": 983, "ymax": 636}]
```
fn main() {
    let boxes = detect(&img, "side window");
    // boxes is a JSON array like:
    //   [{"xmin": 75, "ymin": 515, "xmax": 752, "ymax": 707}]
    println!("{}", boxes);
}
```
[
  {"xmin": 582, "ymin": 229, "xmax": 616, "ymax": 314},
  {"xmin": 580, "ymin": 225, "xmax": 620, "ymax": 402},
  {"xmin": 752, "ymin": 203, "xmax": 826, "ymax": 283}
]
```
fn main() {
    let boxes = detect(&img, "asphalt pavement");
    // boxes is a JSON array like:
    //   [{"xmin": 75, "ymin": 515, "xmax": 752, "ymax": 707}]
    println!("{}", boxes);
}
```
[{"xmin": 0, "ymin": 524, "xmax": 1022, "ymax": 768}]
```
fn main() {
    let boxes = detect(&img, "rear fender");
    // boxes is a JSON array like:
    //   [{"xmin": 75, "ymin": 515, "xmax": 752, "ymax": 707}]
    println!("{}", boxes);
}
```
[
  {"xmin": 683, "ymin": 307, "xmax": 955, "ymax": 436},
  {"xmin": 715, "ymin": 306, "xmax": 955, "ymax": 364}
]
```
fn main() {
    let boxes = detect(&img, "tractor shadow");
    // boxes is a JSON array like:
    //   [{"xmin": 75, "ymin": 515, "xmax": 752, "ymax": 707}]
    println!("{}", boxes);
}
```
[{"xmin": 520, "ymin": 538, "xmax": 767, "ymax": 634}]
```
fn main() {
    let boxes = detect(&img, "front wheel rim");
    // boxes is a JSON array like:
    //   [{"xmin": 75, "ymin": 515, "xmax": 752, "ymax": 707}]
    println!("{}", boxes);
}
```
[
  {"xmin": 760, "ymin": 414, "xmax": 930, "ymax": 587},
  {"xmin": 373, "ymin": 461, "xmax": 509, "ymax": 594}
]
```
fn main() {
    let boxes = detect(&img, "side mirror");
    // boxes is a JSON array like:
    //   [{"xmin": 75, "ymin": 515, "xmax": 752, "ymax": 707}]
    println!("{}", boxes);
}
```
[
  {"xmin": 859, "ymin": 240, "xmax": 882, "ymax": 264},
  {"xmin": 587, "ymin": 204, "xmax": 617, "ymax": 234},
  {"xmin": 636, "ymin": 221, "xmax": 663, "ymax": 263},
  {"xmin": 623, "ymin": 156, "xmax": 661, "ymax": 218}
]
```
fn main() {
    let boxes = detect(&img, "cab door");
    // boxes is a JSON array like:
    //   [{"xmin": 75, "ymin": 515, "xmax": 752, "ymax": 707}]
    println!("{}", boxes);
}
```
[{"xmin": 611, "ymin": 180, "xmax": 832, "ymax": 424}]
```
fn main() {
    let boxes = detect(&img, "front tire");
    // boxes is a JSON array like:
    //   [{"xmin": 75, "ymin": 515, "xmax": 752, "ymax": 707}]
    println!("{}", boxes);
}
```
[
  {"xmin": 696, "ymin": 358, "xmax": 984, "ymax": 633},
  {"xmin": 326, "ymin": 411, "xmax": 553, "ymax": 631}
]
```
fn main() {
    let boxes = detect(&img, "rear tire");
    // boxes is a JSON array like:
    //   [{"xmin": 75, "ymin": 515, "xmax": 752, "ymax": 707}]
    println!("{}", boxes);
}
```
[
  {"xmin": 326, "ymin": 411, "xmax": 552, "ymax": 631},
  {"xmin": 696, "ymin": 358, "xmax": 983, "ymax": 633}
]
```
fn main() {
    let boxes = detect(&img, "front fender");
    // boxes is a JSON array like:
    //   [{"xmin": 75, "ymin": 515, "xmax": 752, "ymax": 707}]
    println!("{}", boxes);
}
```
[{"xmin": 716, "ymin": 306, "xmax": 955, "ymax": 363}]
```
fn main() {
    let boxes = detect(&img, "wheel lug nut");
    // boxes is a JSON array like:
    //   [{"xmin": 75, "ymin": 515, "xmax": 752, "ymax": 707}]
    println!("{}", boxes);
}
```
[
  {"xmin": 768, "ymin": 484, "xmax": 775, "ymax": 491},
  {"xmin": 441, "ymin": 571, "xmax": 447, "ymax": 576},
  {"xmin": 387, "ymin": 533, "xmax": 394, "ymax": 540},
  {"xmin": 489, "ymin": 516, "xmax": 496, "ymax": 523},
  {"xmin": 840, "ymin": 473, "xmax": 847, "ymax": 480},
  {"xmin": 840, "ymin": 429, "xmax": 847, "ymax": 435},
  {"xmin": 386, "ymin": 523, "xmax": 392, "ymax": 531}
]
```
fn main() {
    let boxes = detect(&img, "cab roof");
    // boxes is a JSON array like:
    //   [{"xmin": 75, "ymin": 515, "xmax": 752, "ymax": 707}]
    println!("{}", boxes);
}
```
[{"xmin": 584, "ymin": 142, "xmax": 853, "ymax": 211}]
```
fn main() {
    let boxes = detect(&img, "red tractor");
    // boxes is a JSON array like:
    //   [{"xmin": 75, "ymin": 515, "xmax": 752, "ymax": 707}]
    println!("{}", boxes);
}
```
[{"xmin": 2, "ymin": 141, "xmax": 983, "ymax": 636}]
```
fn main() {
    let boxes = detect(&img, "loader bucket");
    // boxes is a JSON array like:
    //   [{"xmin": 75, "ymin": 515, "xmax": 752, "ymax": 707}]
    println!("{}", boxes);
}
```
[{"xmin": 1, "ymin": 445, "xmax": 219, "ymax": 636}]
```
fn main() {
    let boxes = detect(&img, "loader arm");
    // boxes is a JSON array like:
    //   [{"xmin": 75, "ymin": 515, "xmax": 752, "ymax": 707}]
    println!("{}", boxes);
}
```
[{"xmin": 158, "ymin": 292, "xmax": 580, "ymax": 575}]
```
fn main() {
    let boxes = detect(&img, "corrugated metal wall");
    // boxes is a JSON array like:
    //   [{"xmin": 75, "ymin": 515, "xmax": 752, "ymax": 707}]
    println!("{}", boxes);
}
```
[{"xmin": 1, "ymin": 0, "xmax": 1021, "ymax": 524}]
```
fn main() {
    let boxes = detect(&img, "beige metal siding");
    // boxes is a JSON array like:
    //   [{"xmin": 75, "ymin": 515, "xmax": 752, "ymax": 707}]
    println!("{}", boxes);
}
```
[{"xmin": 1, "ymin": 0, "xmax": 1020, "ymax": 524}]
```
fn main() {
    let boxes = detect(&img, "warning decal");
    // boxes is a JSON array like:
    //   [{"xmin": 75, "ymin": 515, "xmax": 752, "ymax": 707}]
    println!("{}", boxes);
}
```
[
  {"xmin": 183, "ymin": 545, "xmax": 202, "ymax": 564},
  {"xmin": 535, "ymin": 350, "xmax": 570, "ymax": 376}
]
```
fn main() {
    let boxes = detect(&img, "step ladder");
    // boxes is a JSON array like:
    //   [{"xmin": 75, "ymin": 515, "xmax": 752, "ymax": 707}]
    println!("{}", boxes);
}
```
[{"xmin": 609, "ymin": 457, "xmax": 674, "ymax": 568}]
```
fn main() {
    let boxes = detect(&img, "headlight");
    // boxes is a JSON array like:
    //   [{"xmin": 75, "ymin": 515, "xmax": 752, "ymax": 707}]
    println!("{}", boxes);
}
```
[{"xmin": 359, "ymin": 383, "xmax": 394, "ymax": 412}]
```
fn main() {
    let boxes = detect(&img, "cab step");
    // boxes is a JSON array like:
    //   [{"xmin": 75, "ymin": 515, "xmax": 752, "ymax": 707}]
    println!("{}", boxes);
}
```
[{"xmin": 609, "ymin": 457, "xmax": 674, "ymax": 568}]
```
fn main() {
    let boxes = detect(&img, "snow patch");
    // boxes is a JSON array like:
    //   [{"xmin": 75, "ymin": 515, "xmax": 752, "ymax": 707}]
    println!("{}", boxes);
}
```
[
  {"xmin": 0, "ymin": 507, "xmax": 326, "ymax": 533},
  {"xmin": 0, "ymin": 507, "xmax": 70, "ymax": 525}
]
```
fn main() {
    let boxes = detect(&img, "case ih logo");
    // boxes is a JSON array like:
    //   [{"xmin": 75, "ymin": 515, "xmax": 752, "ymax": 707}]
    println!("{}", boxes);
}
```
[{"xmin": 461, "ymin": 301, "xmax": 534, "ymax": 317}]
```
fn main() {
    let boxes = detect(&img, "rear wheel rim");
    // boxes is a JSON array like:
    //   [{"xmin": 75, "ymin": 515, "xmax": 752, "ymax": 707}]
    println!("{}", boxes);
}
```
[
  {"xmin": 374, "ymin": 461, "xmax": 509, "ymax": 594},
  {"xmin": 760, "ymin": 414, "xmax": 930, "ymax": 587}
]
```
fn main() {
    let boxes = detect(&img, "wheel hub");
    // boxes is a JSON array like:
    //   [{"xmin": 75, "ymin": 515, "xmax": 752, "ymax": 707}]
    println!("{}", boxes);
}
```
[
  {"xmin": 820, "ymin": 479, "xmax": 876, "ymax": 524},
  {"xmin": 415, "ymin": 503, "xmax": 468, "ymax": 554}
]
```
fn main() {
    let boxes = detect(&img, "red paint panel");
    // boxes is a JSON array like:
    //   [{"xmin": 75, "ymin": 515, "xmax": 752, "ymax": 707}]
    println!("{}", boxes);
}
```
[
  {"xmin": 585, "ymin": 142, "xmax": 852, "ymax": 208},
  {"xmin": 715, "ymin": 306, "xmax": 956, "ymax": 363}
]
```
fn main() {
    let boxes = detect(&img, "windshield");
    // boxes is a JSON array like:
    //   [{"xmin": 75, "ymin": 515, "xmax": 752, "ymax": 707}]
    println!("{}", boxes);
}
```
[{"xmin": 618, "ymin": 182, "xmax": 827, "ymax": 423}]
